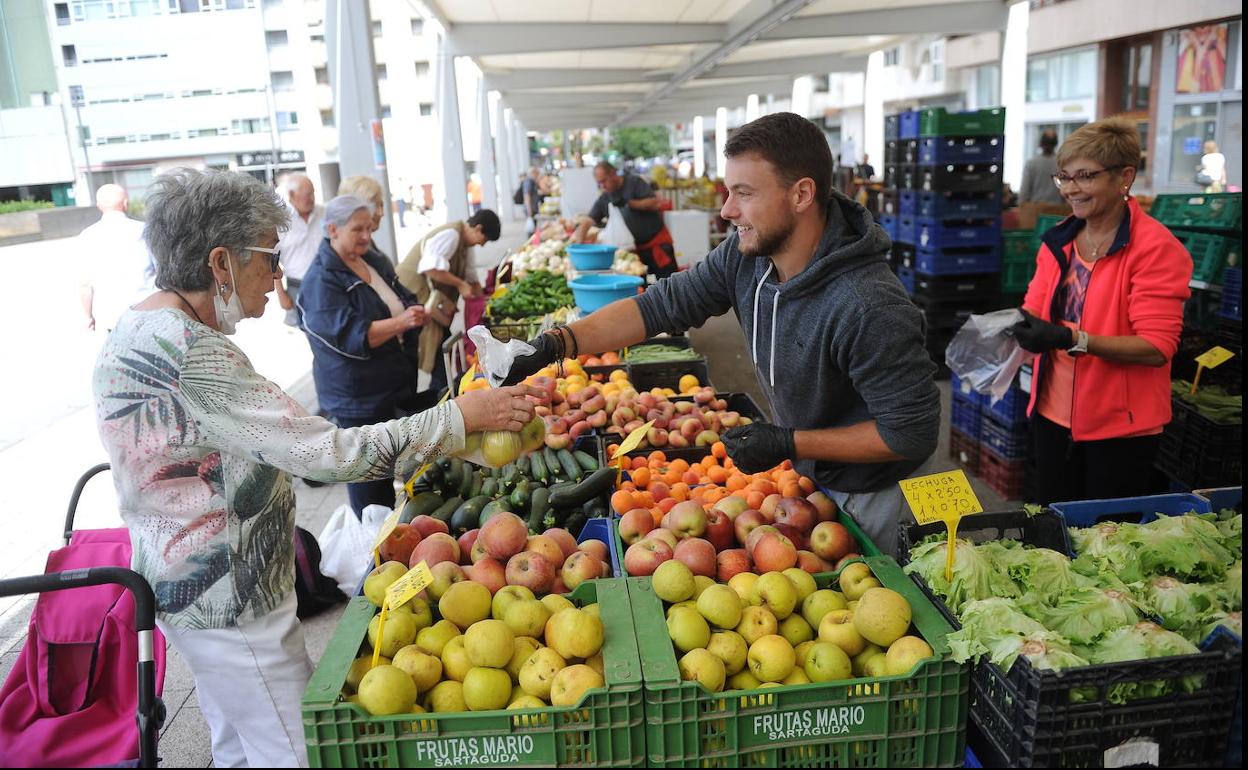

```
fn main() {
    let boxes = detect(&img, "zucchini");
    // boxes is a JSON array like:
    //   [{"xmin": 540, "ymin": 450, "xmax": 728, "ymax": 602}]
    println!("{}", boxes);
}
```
[
  {"xmin": 509, "ymin": 480, "xmax": 533, "ymax": 512},
  {"xmin": 516, "ymin": 454, "xmax": 531, "ymax": 477},
  {"xmin": 527, "ymin": 487, "xmax": 551, "ymax": 533},
  {"xmin": 529, "ymin": 452, "xmax": 549, "ymax": 484},
  {"xmin": 458, "ymin": 466, "xmax": 475, "ymax": 498},
  {"xmin": 480, "ymin": 478, "xmax": 498, "ymax": 499},
  {"xmin": 543, "ymin": 448, "xmax": 562, "ymax": 481},
  {"xmin": 502, "ymin": 463, "xmax": 518, "ymax": 486},
  {"xmin": 572, "ymin": 450, "xmax": 599, "ymax": 473},
  {"xmin": 563, "ymin": 511, "xmax": 588, "ymax": 539},
  {"xmin": 425, "ymin": 462, "xmax": 444, "ymax": 484},
  {"xmin": 582, "ymin": 495, "xmax": 608, "ymax": 520},
  {"xmin": 479, "ymin": 498, "xmax": 512, "ymax": 527},
  {"xmin": 430, "ymin": 495, "xmax": 463, "ymax": 525},
  {"xmin": 556, "ymin": 449, "xmax": 582, "ymax": 482},
  {"xmin": 450, "ymin": 495, "xmax": 491, "ymax": 534},
  {"xmin": 447, "ymin": 458, "xmax": 464, "ymax": 487},
  {"xmin": 548, "ymin": 468, "xmax": 617, "ymax": 510},
  {"xmin": 398, "ymin": 491, "xmax": 444, "ymax": 524},
  {"xmin": 469, "ymin": 472, "xmax": 485, "ymax": 499}
]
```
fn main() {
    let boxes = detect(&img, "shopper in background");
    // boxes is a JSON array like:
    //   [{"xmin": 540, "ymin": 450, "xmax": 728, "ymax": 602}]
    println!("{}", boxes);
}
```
[
  {"xmin": 94, "ymin": 169, "xmax": 537, "ymax": 768},
  {"xmin": 337, "ymin": 175, "xmax": 390, "ymax": 255},
  {"xmin": 505, "ymin": 113, "xmax": 940, "ymax": 554},
  {"xmin": 572, "ymin": 161, "xmax": 678, "ymax": 278},
  {"xmin": 298, "ymin": 196, "xmax": 427, "ymax": 517},
  {"xmin": 273, "ymin": 173, "xmax": 323, "ymax": 328},
  {"xmin": 78, "ymin": 183, "xmax": 155, "ymax": 332},
  {"xmin": 855, "ymin": 154, "xmax": 876, "ymax": 182},
  {"xmin": 396, "ymin": 209, "xmax": 500, "ymax": 409},
  {"xmin": 1019, "ymin": 130, "xmax": 1065, "ymax": 205},
  {"xmin": 1198, "ymin": 140, "xmax": 1227, "ymax": 193},
  {"xmin": 1010, "ymin": 117, "xmax": 1191, "ymax": 504},
  {"xmin": 468, "ymin": 174, "xmax": 484, "ymax": 214},
  {"xmin": 522, "ymin": 166, "xmax": 542, "ymax": 234}
]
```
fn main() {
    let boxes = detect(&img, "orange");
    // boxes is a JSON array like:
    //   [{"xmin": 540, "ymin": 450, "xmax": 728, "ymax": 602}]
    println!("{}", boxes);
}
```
[
  {"xmin": 682, "ymin": 470, "xmax": 701, "ymax": 485},
  {"xmin": 657, "ymin": 497, "xmax": 679, "ymax": 514},
  {"xmin": 669, "ymin": 458, "xmax": 690, "ymax": 475},
  {"xmin": 701, "ymin": 455, "xmax": 719, "ymax": 470},
  {"xmin": 711, "ymin": 441, "xmax": 727, "ymax": 460},
  {"xmin": 745, "ymin": 490, "xmax": 766, "ymax": 510},
  {"xmin": 689, "ymin": 487, "xmax": 707, "ymax": 505},
  {"xmin": 662, "ymin": 468, "xmax": 682, "ymax": 486},
  {"xmin": 780, "ymin": 481, "xmax": 802, "ymax": 498},
  {"xmin": 632, "ymin": 467, "xmax": 651, "ymax": 489},
  {"xmin": 650, "ymin": 507, "xmax": 664, "ymax": 526},
  {"xmin": 707, "ymin": 465, "xmax": 729, "ymax": 485},
  {"xmin": 725, "ymin": 473, "xmax": 748, "ymax": 492},
  {"xmin": 611, "ymin": 490, "xmax": 635, "ymax": 515},
  {"xmin": 798, "ymin": 476, "xmax": 816, "ymax": 495},
  {"xmin": 635, "ymin": 491, "xmax": 656, "ymax": 509},
  {"xmin": 607, "ymin": 443, "xmax": 621, "ymax": 457},
  {"xmin": 648, "ymin": 450, "xmax": 668, "ymax": 465},
  {"xmin": 670, "ymin": 482, "xmax": 690, "ymax": 502}
]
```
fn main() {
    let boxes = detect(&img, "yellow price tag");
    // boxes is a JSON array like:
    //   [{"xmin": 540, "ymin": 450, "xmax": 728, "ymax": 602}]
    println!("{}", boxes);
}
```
[
  {"xmin": 899, "ymin": 470, "xmax": 984, "ymax": 583},
  {"xmin": 371, "ymin": 510, "xmax": 402, "ymax": 568},
  {"xmin": 385, "ymin": 561, "xmax": 435, "ymax": 611},
  {"xmin": 1196, "ymin": 346, "xmax": 1235, "ymax": 370},
  {"xmin": 609, "ymin": 420, "xmax": 656, "ymax": 483},
  {"xmin": 370, "ymin": 605, "xmax": 390, "ymax": 668},
  {"xmin": 457, "ymin": 363, "xmax": 480, "ymax": 396}
]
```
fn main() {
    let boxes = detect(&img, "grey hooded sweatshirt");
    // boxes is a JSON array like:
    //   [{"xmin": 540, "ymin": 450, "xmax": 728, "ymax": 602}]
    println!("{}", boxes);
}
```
[{"xmin": 634, "ymin": 189, "xmax": 940, "ymax": 493}]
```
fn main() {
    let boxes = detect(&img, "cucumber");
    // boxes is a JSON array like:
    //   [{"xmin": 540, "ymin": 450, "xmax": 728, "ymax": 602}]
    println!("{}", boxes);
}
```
[
  {"xmin": 556, "ymin": 449, "xmax": 582, "ymax": 482},
  {"xmin": 479, "ymin": 498, "xmax": 512, "ymax": 527},
  {"xmin": 450, "ymin": 495, "xmax": 491, "ymax": 534},
  {"xmin": 548, "ymin": 468, "xmax": 617, "ymax": 510},
  {"xmin": 582, "ymin": 495, "xmax": 608, "ymax": 520},
  {"xmin": 529, "ymin": 452, "xmax": 549, "ymax": 484},
  {"xmin": 527, "ymin": 487, "xmax": 551, "ymax": 533},
  {"xmin": 430, "ymin": 495, "xmax": 463, "ymax": 525},
  {"xmin": 543, "ymin": 448, "xmax": 562, "ymax": 481},
  {"xmin": 469, "ymin": 472, "xmax": 485, "ymax": 499},
  {"xmin": 563, "ymin": 512, "xmax": 588, "ymax": 538},
  {"xmin": 480, "ymin": 478, "xmax": 498, "ymax": 499},
  {"xmin": 509, "ymin": 480, "xmax": 533, "ymax": 512},
  {"xmin": 572, "ymin": 450, "xmax": 599, "ymax": 473},
  {"xmin": 447, "ymin": 458, "xmax": 464, "ymax": 487},
  {"xmin": 516, "ymin": 454, "xmax": 531, "ymax": 477},
  {"xmin": 399, "ymin": 491, "xmax": 444, "ymax": 524},
  {"xmin": 502, "ymin": 463, "xmax": 518, "ymax": 486},
  {"xmin": 458, "ymin": 466, "xmax": 475, "ymax": 498},
  {"xmin": 425, "ymin": 462, "xmax": 444, "ymax": 484}
]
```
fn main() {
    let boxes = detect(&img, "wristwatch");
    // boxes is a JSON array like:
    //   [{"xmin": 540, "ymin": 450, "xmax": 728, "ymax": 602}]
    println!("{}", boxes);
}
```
[{"xmin": 1067, "ymin": 329, "xmax": 1090, "ymax": 357}]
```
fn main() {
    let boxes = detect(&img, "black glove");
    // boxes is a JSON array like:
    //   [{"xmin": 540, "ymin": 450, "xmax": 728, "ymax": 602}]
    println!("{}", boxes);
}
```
[
  {"xmin": 1009, "ymin": 309, "xmax": 1074, "ymax": 354},
  {"xmin": 501, "ymin": 332, "xmax": 561, "ymax": 385},
  {"xmin": 721, "ymin": 424, "xmax": 796, "ymax": 474}
]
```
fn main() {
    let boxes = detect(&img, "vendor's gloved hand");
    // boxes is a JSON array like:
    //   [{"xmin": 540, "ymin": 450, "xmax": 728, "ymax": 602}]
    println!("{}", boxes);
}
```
[
  {"xmin": 1009, "ymin": 309, "xmax": 1074, "ymax": 353},
  {"xmin": 721, "ymin": 423, "xmax": 796, "ymax": 474},
  {"xmin": 501, "ymin": 331, "xmax": 561, "ymax": 385}
]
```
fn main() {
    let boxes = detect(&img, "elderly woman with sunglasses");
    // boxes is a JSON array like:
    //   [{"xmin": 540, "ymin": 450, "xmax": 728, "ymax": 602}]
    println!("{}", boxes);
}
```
[
  {"xmin": 93, "ymin": 169, "xmax": 538, "ymax": 767},
  {"xmin": 1010, "ymin": 118, "xmax": 1192, "ymax": 505}
]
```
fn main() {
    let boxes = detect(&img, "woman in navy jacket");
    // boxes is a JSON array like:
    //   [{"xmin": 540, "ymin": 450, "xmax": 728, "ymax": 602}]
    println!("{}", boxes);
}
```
[{"xmin": 298, "ymin": 196, "xmax": 426, "ymax": 516}]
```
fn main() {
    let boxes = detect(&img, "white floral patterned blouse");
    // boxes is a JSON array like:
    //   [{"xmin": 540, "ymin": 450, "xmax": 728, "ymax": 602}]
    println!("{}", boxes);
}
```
[{"xmin": 93, "ymin": 308, "xmax": 464, "ymax": 629}]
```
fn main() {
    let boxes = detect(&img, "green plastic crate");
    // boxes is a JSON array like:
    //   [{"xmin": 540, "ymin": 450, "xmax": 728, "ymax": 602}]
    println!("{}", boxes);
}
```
[
  {"xmin": 1033, "ymin": 214, "xmax": 1066, "ymax": 237},
  {"xmin": 918, "ymin": 107, "xmax": 1005, "ymax": 138},
  {"xmin": 1000, "ymin": 259, "xmax": 1036, "ymax": 294},
  {"xmin": 1173, "ymin": 229, "xmax": 1242, "ymax": 285},
  {"xmin": 1150, "ymin": 192, "xmax": 1242, "ymax": 232},
  {"xmin": 1002, "ymin": 231, "xmax": 1037, "ymax": 266},
  {"xmin": 629, "ymin": 556, "xmax": 968, "ymax": 767},
  {"xmin": 302, "ymin": 579, "xmax": 645, "ymax": 768}
]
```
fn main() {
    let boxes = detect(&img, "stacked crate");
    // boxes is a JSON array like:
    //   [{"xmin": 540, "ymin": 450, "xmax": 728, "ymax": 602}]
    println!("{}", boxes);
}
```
[
  {"xmin": 949, "ymin": 372, "xmax": 1031, "ymax": 501},
  {"xmin": 886, "ymin": 107, "xmax": 1007, "ymax": 377}
]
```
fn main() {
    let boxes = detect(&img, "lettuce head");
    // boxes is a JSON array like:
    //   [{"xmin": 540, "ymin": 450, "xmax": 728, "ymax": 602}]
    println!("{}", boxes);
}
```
[
  {"xmin": 904, "ymin": 539, "xmax": 1020, "ymax": 614},
  {"xmin": 1022, "ymin": 586, "xmax": 1144, "ymax": 645},
  {"xmin": 948, "ymin": 597, "xmax": 1087, "ymax": 672},
  {"xmin": 1142, "ymin": 576, "xmax": 1217, "ymax": 642},
  {"xmin": 1083, "ymin": 621, "xmax": 1202, "ymax": 703}
]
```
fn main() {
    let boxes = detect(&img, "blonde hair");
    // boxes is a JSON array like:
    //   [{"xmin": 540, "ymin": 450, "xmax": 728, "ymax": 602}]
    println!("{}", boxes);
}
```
[
  {"xmin": 337, "ymin": 175, "xmax": 383, "ymax": 207},
  {"xmin": 1056, "ymin": 117, "xmax": 1142, "ymax": 171}
]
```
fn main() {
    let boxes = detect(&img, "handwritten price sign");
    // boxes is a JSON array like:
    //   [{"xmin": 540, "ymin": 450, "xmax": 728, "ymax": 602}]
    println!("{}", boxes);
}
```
[{"xmin": 899, "ymin": 470, "xmax": 984, "ymax": 525}]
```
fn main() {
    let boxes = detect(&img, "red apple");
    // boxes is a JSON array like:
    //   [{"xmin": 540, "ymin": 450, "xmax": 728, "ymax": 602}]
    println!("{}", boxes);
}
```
[
  {"xmin": 796, "ymin": 550, "xmax": 833, "ymax": 574},
  {"xmin": 409, "ymin": 515, "xmax": 450, "ymax": 540},
  {"xmin": 624, "ymin": 538, "xmax": 674, "ymax": 577},
  {"xmin": 673, "ymin": 538, "xmax": 717, "ymax": 578},
  {"xmin": 543, "ymin": 528, "xmax": 580, "ymax": 561},
  {"xmin": 525, "ymin": 534, "xmax": 566, "ymax": 570},
  {"xmin": 717, "ymin": 548, "xmax": 752, "ymax": 582},
  {"xmin": 834, "ymin": 553, "xmax": 862, "ymax": 572},
  {"xmin": 759, "ymin": 494, "xmax": 783, "ymax": 522},
  {"xmin": 579, "ymin": 539, "xmax": 609, "ymax": 563},
  {"xmin": 470, "ymin": 538, "xmax": 489, "ymax": 565},
  {"xmin": 427, "ymin": 561, "xmax": 467, "ymax": 595},
  {"xmin": 646, "ymin": 528, "xmax": 679, "ymax": 549},
  {"xmin": 662, "ymin": 501, "xmax": 708, "ymax": 540},
  {"xmin": 409, "ymin": 532, "xmax": 459, "ymax": 568},
  {"xmin": 713, "ymin": 496, "xmax": 749, "ymax": 521},
  {"xmin": 733, "ymin": 510, "xmax": 767, "ymax": 547},
  {"xmin": 465, "ymin": 557, "xmax": 505, "ymax": 594},
  {"xmin": 505, "ymin": 551, "xmax": 555, "ymax": 594},
  {"xmin": 479, "ymin": 512, "xmax": 529, "ymax": 562},
  {"xmin": 775, "ymin": 497, "xmax": 817, "ymax": 533},
  {"xmin": 703, "ymin": 509, "xmax": 736, "ymax": 552},
  {"xmin": 774, "ymin": 523, "xmax": 808, "ymax": 552},
  {"xmin": 752, "ymin": 531, "xmax": 798, "ymax": 572},
  {"xmin": 807, "ymin": 491, "xmax": 838, "ymax": 522},
  {"xmin": 810, "ymin": 521, "xmax": 854, "ymax": 562},
  {"xmin": 619, "ymin": 508, "xmax": 657, "ymax": 545},
  {"xmin": 561, "ymin": 551, "xmax": 603, "ymax": 590},
  {"xmin": 379, "ymin": 523, "xmax": 422, "ymax": 565},
  {"xmin": 456, "ymin": 529, "xmax": 479, "ymax": 560},
  {"xmin": 745, "ymin": 525, "xmax": 780, "ymax": 554},
  {"xmin": 550, "ymin": 576, "xmax": 568, "ymax": 594}
]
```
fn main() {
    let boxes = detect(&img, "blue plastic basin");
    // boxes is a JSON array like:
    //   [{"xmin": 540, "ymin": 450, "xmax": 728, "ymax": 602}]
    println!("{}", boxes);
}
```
[
  {"xmin": 569, "ymin": 273, "xmax": 643, "ymax": 312},
  {"xmin": 566, "ymin": 243, "xmax": 617, "ymax": 271}
]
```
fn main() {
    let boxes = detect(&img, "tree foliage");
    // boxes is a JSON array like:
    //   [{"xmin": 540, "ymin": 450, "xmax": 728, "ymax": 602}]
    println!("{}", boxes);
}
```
[{"xmin": 611, "ymin": 126, "xmax": 671, "ymax": 160}]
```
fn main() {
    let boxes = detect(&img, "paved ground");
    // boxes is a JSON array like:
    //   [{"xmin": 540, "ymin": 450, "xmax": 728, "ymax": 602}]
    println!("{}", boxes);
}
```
[{"xmin": 0, "ymin": 215, "xmax": 1008, "ymax": 767}]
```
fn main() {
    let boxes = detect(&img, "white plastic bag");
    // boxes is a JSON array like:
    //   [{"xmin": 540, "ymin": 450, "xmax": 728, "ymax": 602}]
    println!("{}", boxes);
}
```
[
  {"xmin": 945, "ymin": 309, "xmax": 1027, "ymax": 405},
  {"xmin": 468, "ymin": 324, "xmax": 536, "ymax": 388},
  {"xmin": 318, "ymin": 503, "xmax": 391, "ymax": 596},
  {"xmin": 601, "ymin": 203, "xmax": 634, "ymax": 250}
]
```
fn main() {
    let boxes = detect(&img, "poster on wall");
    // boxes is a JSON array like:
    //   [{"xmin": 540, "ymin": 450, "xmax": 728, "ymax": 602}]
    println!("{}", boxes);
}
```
[{"xmin": 1176, "ymin": 24, "xmax": 1228, "ymax": 93}]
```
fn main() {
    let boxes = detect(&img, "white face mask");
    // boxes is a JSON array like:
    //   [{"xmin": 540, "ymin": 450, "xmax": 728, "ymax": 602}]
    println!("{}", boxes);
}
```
[{"xmin": 212, "ymin": 253, "xmax": 246, "ymax": 335}]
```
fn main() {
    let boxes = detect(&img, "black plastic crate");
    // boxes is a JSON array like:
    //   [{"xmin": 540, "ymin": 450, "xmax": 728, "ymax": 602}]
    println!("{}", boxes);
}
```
[
  {"xmin": 891, "ymin": 242, "xmax": 915, "ymax": 271},
  {"xmin": 898, "ymin": 509, "xmax": 1073, "ymax": 570},
  {"xmin": 880, "ymin": 188, "xmax": 900, "ymax": 216},
  {"xmin": 627, "ymin": 358, "xmax": 711, "ymax": 394},
  {"xmin": 918, "ymin": 135, "xmax": 1004, "ymax": 166},
  {"xmin": 920, "ymin": 164, "xmax": 1003, "ymax": 194},
  {"xmin": 917, "ymin": 190, "xmax": 1001, "ymax": 220},
  {"xmin": 885, "ymin": 113, "xmax": 900, "ymax": 141},
  {"xmin": 949, "ymin": 425, "xmax": 981, "ymax": 474},
  {"xmin": 909, "ymin": 271, "xmax": 1001, "ymax": 302},
  {"xmin": 979, "ymin": 413, "xmax": 1029, "ymax": 461},
  {"xmin": 1155, "ymin": 396, "xmax": 1242, "ymax": 489}
]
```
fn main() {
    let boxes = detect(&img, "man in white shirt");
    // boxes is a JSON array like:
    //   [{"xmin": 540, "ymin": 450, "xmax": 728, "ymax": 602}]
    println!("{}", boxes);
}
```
[
  {"xmin": 78, "ymin": 184, "xmax": 155, "ymax": 332},
  {"xmin": 274, "ymin": 174, "xmax": 324, "ymax": 327}
]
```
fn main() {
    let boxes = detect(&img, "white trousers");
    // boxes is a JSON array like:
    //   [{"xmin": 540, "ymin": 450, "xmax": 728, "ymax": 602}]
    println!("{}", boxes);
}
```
[{"xmin": 158, "ymin": 592, "xmax": 312, "ymax": 768}]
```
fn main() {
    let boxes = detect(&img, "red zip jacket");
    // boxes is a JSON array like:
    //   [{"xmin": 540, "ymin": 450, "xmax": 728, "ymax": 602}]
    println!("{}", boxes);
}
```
[{"xmin": 1022, "ymin": 197, "xmax": 1192, "ymax": 441}]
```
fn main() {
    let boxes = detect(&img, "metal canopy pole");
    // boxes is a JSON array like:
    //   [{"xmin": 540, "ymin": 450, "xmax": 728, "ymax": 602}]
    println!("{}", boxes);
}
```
[{"xmin": 477, "ymin": 81, "xmax": 499, "ymax": 212}]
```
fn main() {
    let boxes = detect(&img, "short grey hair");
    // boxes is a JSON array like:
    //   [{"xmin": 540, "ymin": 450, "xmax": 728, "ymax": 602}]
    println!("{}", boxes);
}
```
[
  {"xmin": 323, "ymin": 195, "xmax": 373, "ymax": 236},
  {"xmin": 145, "ymin": 168, "xmax": 289, "ymax": 292}
]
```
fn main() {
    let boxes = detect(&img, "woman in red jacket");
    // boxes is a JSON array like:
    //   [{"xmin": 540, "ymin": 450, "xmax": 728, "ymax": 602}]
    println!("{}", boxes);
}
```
[{"xmin": 1010, "ymin": 118, "xmax": 1191, "ymax": 504}]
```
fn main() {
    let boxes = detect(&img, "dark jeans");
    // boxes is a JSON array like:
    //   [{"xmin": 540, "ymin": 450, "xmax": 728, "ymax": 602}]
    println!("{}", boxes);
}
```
[
  {"xmin": 330, "ymin": 412, "xmax": 399, "ymax": 519},
  {"xmin": 1032, "ymin": 414, "xmax": 1162, "ymax": 505}
]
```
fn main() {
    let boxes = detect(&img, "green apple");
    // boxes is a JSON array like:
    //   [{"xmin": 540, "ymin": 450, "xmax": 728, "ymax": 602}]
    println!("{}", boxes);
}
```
[
  {"xmin": 549, "ymin": 664, "xmax": 604, "ymax": 706},
  {"xmin": 793, "ymin": 641, "xmax": 816, "ymax": 669},
  {"xmin": 804, "ymin": 641, "xmax": 852, "ymax": 682},
  {"xmin": 463, "ymin": 666, "xmax": 513, "ymax": 711},
  {"xmin": 727, "ymin": 572, "xmax": 759, "ymax": 604},
  {"xmin": 747, "ymin": 634, "xmax": 795, "ymax": 683},
  {"xmin": 427, "ymin": 680, "xmax": 467, "ymax": 712},
  {"xmin": 665, "ymin": 599, "xmax": 698, "ymax": 617},
  {"xmin": 415, "ymin": 619, "xmax": 460, "ymax": 657},
  {"xmin": 781, "ymin": 668, "xmax": 811, "ymax": 686},
  {"xmin": 853, "ymin": 587, "xmax": 912, "ymax": 647},
  {"xmin": 505, "ymin": 637, "xmax": 543, "ymax": 682},
  {"xmin": 679, "ymin": 648, "xmax": 727, "ymax": 693},
  {"xmin": 652, "ymin": 560, "xmax": 696, "ymax": 603},
  {"xmin": 666, "ymin": 606, "xmax": 711, "ymax": 652},
  {"xmin": 363, "ymin": 561, "xmax": 408, "ymax": 607},
  {"xmin": 781, "ymin": 568, "xmax": 818, "ymax": 602},
  {"xmin": 346, "ymin": 654, "xmax": 388, "ymax": 693},
  {"xmin": 357, "ymin": 664, "xmax": 417, "ymax": 716},
  {"xmin": 706, "ymin": 630, "xmax": 749, "ymax": 675},
  {"xmin": 392, "ymin": 644, "xmax": 442, "ymax": 694},
  {"xmin": 885, "ymin": 636, "xmax": 934, "ymax": 676},
  {"xmin": 692, "ymin": 575, "xmax": 716, "ymax": 600},
  {"xmin": 735, "ymin": 605, "xmax": 778, "ymax": 645},
  {"xmin": 464, "ymin": 619, "xmax": 515, "ymax": 668},
  {"xmin": 492, "ymin": 585, "xmax": 536, "ymax": 621},
  {"xmin": 749, "ymin": 572, "xmax": 798, "ymax": 620},
  {"xmin": 439, "ymin": 582, "xmax": 492, "ymax": 630},
  {"xmin": 818, "ymin": 609, "xmax": 866, "ymax": 656},
  {"xmin": 851, "ymin": 644, "xmax": 885, "ymax": 677},
  {"xmin": 696, "ymin": 584, "xmax": 743, "ymax": 629},
  {"xmin": 727, "ymin": 669, "xmax": 762, "ymax": 692},
  {"xmin": 395, "ymin": 597, "xmax": 434, "ymax": 633},
  {"xmin": 540, "ymin": 593, "xmax": 576, "ymax": 616},
  {"xmin": 863, "ymin": 653, "xmax": 890, "ymax": 678},
  {"xmin": 502, "ymin": 599, "xmax": 551, "ymax": 638},
  {"xmin": 778, "ymin": 614, "xmax": 814, "ymax": 647},
  {"xmin": 801, "ymin": 589, "xmax": 848, "ymax": 628},
  {"xmin": 440, "ymin": 636, "xmax": 473, "ymax": 682},
  {"xmin": 519, "ymin": 647, "xmax": 566, "ymax": 700},
  {"xmin": 368, "ymin": 611, "xmax": 418, "ymax": 658},
  {"xmin": 545, "ymin": 608, "xmax": 604, "ymax": 659},
  {"xmin": 838, "ymin": 562, "xmax": 880, "ymax": 601}
]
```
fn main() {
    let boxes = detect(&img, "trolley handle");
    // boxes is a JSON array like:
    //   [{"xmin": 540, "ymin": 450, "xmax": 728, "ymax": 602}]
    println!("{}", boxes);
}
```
[
  {"xmin": 440, "ymin": 330, "xmax": 464, "ymax": 356},
  {"xmin": 0, "ymin": 566, "xmax": 155, "ymax": 632},
  {"xmin": 64, "ymin": 462, "xmax": 111, "ymax": 545}
]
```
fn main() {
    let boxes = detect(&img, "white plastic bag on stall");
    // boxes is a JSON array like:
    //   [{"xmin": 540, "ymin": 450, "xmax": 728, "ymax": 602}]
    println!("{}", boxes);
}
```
[
  {"xmin": 601, "ymin": 203, "xmax": 634, "ymax": 250},
  {"xmin": 319, "ymin": 503, "xmax": 391, "ymax": 595},
  {"xmin": 452, "ymin": 325, "xmax": 544, "ymax": 468},
  {"xmin": 945, "ymin": 309, "xmax": 1027, "ymax": 405}
]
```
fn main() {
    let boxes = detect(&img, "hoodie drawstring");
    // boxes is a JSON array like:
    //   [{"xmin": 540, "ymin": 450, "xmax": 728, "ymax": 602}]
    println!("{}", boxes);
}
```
[{"xmin": 751, "ymin": 263, "xmax": 779, "ymax": 389}]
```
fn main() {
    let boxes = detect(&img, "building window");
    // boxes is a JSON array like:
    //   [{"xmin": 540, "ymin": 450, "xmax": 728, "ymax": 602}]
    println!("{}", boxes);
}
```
[
  {"xmin": 414, "ymin": 61, "xmax": 430, "ymax": 79},
  {"xmin": 315, "ymin": 66, "xmax": 329, "ymax": 84},
  {"xmin": 232, "ymin": 117, "xmax": 268, "ymax": 134},
  {"xmin": 1122, "ymin": 40, "xmax": 1153, "ymax": 111},
  {"xmin": 69, "ymin": 85, "xmax": 85, "ymax": 107},
  {"xmin": 883, "ymin": 47, "xmax": 900, "ymax": 67},
  {"xmin": 381, "ymin": 105, "xmax": 392, "ymax": 118},
  {"xmin": 320, "ymin": 109, "xmax": 334, "ymax": 126},
  {"xmin": 1170, "ymin": 103, "xmax": 1219, "ymax": 183},
  {"xmin": 975, "ymin": 64, "xmax": 1001, "ymax": 108},
  {"xmin": 62, "ymin": 45, "xmax": 78, "ymax": 67},
  {"xmin": 309, "ymin": 33, "xmax": 324, "ymax": 44},
  {"xmin": 264, "ymin": 29, "xmax": 288, "ymax": 47},
  {"xmin": 376, "ymin": 64, "xmax": 387, "ymax": 81},
  {"xmin": 277, "ymin": 111, "xmax": 299, "ymax": 130},
  {"xmin": 271, "ymin": 70, "xmax": 295, "ymax": 91},
  {"xmin": 419, "ymin": 102, "xmax": 432, "ymax": 116},
  {"xmin": 930, "ymin": 40, "xmax": 945, "ymax": 83},
  {"xmin": 371, "ymin": 19, "xmax": 382, "ymax": 37},
  {"xmin": 1026, "ymin": 47, "xmax": 1096, "ymax": 102},
  {"xmin": 411, "ymin": 18, "xmax": 423, "ymax": 36},
  {"xmin": 55, "ymin": 3, "xmax": 71, "ymax": 24}
]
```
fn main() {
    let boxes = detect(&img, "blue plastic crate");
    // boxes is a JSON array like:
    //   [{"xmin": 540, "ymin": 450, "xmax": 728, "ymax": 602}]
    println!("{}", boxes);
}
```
[
  {"xmin": 899, "ymin": 109, "xmax": 920, "ymax": 139},
  {"xmin": 964, "ymin": 746, "xmax": 982, "ymax": 769},
  {"xmin": 1221, "ymin": 267, "xmax": 1242, "ymax": 321},
  {"xmin": 918, "ymin": 135, "xmax": 1005, "ymax": 165},
  {"xmin": 914, "ymin": 244, "xmax": 1000, "ymax": 275},
  {"xmin": 979, "ymin": 414, "xmax": 1029, "ymax": 461},
  {"xmin": 917, "ymin": 190, "xmax": 1002, "ymax": 220},
  {"xmin": 950, "ymin": 392, "xmax": 982, "ymax": 439},
  {"xmin": 879, "ymin": 214, "xmax": 898, "ymax": 241},
  {"xmin": 897, "ymin": 264, "xmax": 916, "ymax": 294},
  {"xmin": 1050, "ymin": 493, "xmax": 1213, "ymax": 528},
  {"xmin": 885, "ymin": 113, "xmax": 900, "ymax": 141},
  {"xmin": 898, "ymin": 215, "xmax": 917, "ymax": 245},
  {"xmin": 899, "ymin": 189, "xmax": 918, "ymax": 216},
  {"xmin": 578, "ymin": 517, "xmax": 623, "ymax": 578},
  {"xmin": 950, "ymin": 371, "xmax": 989, "ymax": 407},
  {"xmin": 1195, "ymin": 486, "xmax": 1242, "ymax": 513},
  {"xmin": 917, "ymin": 218, "xmax": 1002, "ymax": 249},
  {"xmin": 985, "ymin": 384, "xmax": 1028, "ymax": 426}
]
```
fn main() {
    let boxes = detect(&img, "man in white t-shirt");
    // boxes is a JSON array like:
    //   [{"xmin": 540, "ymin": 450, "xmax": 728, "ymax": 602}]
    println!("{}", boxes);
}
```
[
  {"xmin": 274, "ymin": 174, "xmax": 324, "ymax": 327},
  {"xmin": 78, "ymin": 184, "xmax": 155, "ymax": 332}
]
